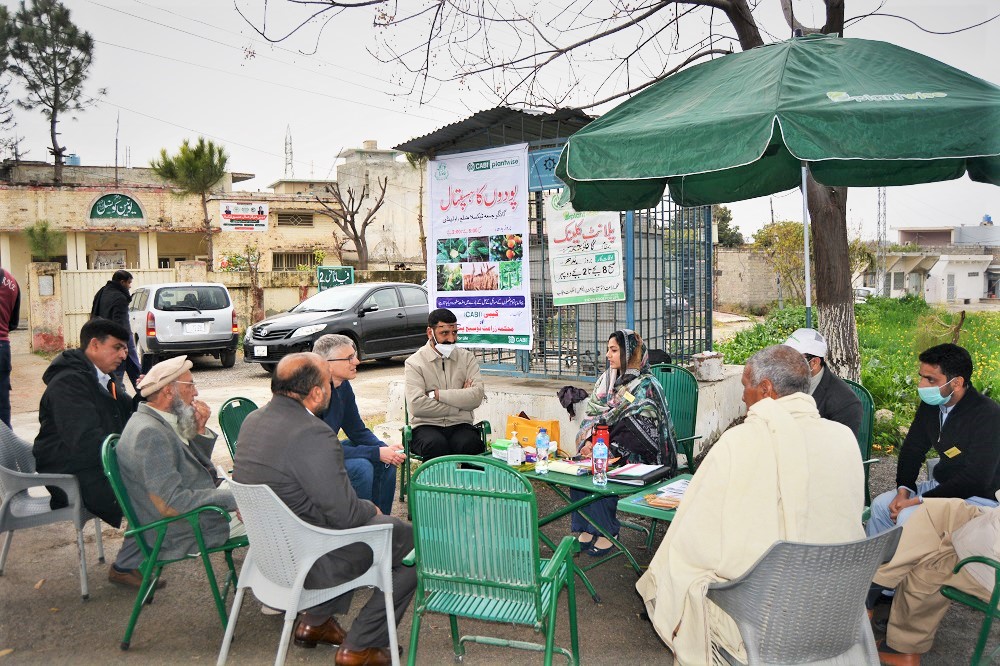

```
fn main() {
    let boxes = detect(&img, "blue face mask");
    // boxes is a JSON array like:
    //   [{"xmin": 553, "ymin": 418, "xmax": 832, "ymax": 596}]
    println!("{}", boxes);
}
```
[{"xmin": 918, "ymin": 377, "xmax": 956, "ymax": 406}]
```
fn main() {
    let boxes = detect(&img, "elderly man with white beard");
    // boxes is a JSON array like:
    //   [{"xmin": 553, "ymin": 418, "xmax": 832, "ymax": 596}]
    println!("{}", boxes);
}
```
[{"xmin": 114, "ymin": 356, "xmax": 243, "ymax": 572}]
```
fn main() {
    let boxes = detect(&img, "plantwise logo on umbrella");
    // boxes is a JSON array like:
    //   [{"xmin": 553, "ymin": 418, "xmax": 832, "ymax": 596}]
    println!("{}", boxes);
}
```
[{"xmin": 826, "ymin": 91, "xmax": 948, "ymax": 103}]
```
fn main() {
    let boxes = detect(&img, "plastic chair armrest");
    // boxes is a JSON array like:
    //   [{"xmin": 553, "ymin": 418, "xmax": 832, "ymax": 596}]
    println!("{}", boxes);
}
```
[
  {"xmin": 953, "ymin": 555, "xmax": 1000, "ymax": 576},
  {"xmin": 540, "ymin": 535, "xmax": 579, "ymax": 582},
  {"xmin": 0, "ymin": 468, "xmax": 82, "ymax": 503},
  {"xmin": 402, "ymin": 548, "xmax": 416, "ymax": 567},
  {"xmin": 862, "ymin": 458, "xmax": 881, "ymax": 466},
  {"xmin": 124, "ymin": 503, "xmax": 233, "ymax": 539}
]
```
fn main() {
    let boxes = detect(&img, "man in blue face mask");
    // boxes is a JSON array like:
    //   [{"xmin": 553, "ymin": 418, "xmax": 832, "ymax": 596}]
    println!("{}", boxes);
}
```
[
  {"xmin": 866, "ymin": 343, "xmax": 1000, "ymax": 538},
  {"xmin": 404, "ymin": 308, "xmax": 486, "ymax": 460}
]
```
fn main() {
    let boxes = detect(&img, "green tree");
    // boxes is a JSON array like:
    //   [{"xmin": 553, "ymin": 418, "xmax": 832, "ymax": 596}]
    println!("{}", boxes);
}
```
[
  {"xmin": 24, "ymin": 219, "xmax": 64, "ymax": 261},
  {"xmin": 0, "ymin": 5, "xmax": 13, "ymax": 130},
  {"xmin": 6, "ymin": 0, "xmax": 94, "ymax": 184},
  {"xmin": 150, "ymin": 137, "xmax": 229, "ymax": 267},
  {"xmin": 713, "ymin": 204, "xmax": 744, "ymax": 247},
  {"xmin": 753, "ymin": 220, "xmax": 810, "ymax": 303}
]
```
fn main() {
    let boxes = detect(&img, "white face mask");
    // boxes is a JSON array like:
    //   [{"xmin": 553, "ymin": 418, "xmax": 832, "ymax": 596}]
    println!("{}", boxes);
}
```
[{"xmin": 435, "ymin": 343, "xmax": 456, "ymax": 359}]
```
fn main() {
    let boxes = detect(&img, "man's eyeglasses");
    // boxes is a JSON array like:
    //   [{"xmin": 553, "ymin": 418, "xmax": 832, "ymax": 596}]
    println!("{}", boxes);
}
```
[{"xmin": 328, "ymin": 355, "xmax": 358, "ymax": 362}]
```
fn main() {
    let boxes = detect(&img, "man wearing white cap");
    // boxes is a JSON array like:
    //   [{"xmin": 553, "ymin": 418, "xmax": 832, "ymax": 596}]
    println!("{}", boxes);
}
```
[
  {"xmin": 783, "ymin": 327, "xmax": 863, "ymax": 437},
  {"xmin": 111, "ymin": 356, "xmax": 242, "ymax": 587}
]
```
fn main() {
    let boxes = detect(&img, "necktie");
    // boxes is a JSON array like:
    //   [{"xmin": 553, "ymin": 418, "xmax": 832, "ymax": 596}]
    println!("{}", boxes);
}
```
[{"xmin": 107, "ymin": 379, "xmax": 117, "ymax": 400}]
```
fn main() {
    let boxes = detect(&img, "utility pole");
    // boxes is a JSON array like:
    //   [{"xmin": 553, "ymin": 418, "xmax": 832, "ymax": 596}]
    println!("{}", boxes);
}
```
[{"xmin": 876, "ymin": 187, "xmax": 887, "ymax": 295}]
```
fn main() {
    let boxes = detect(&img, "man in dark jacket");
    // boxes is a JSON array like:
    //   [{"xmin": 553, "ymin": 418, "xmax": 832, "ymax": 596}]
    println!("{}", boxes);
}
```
[
  {"xmin": 91, "ymin": 269, "xmax": 141, "ymax": 390},
  {"xmin": 784, "ymin": 327, "xmax": 863, "ymax": 437},
  {"xmin": 0, "ymin": 267, "xmax": 20, "ymax": 428},
  {"xmin": 866, "ymin": 343, "xmax": 1000, "ymax": 537},
  {"xmin": 33, "ymin": 318, "xmax": 147, "ymax": 586},
  {"xmin": 235, "ymin": 353, "xmax": 414, "ymax": 666}
]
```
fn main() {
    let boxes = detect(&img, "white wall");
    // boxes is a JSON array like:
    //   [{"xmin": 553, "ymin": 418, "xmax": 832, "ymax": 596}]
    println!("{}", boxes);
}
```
[{"xmin": 925, "ymin": 255, "xmax": 992, "ymax": 303}]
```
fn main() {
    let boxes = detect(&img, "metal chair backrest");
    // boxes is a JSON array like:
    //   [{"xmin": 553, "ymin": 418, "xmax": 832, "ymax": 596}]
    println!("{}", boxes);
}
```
[
  {"xmin": 409, "ymin": 455, "xmax": 544, "ymax": 624},
  {"xmin": 101, "ymin": 434, "xmax": 152, "ymax": 560},
  {"xmin": 845, "ymin": 379, "xmax": 876, "ymax": 506},
  {"xmin": 219, "ymin": 397, "xmax": 258, "ymax": 459},
  {"xmin": 707, "ymin": 527, "xmax": 902, "ymax": 665},
  {"xmin": 649, "ymin": 363, "xmax": 698, "ymax": 442}
]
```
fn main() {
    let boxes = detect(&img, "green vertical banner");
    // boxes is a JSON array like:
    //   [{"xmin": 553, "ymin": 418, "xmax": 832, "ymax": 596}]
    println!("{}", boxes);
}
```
[{"xmin": 316, "ymin": 266, "xmax": 354, "ymax": 292}]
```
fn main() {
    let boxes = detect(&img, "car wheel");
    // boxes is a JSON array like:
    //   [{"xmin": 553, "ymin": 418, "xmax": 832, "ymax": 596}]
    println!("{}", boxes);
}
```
[{"xmin": 220, "ymin": 349, "xmax": 237, "ymax": 368}]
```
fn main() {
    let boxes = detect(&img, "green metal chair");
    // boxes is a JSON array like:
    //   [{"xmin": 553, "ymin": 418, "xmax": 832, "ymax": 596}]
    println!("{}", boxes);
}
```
[
  {"xmin": 942, "ymin": 555, "xmax": 1000, "ymax": 665},
  {"xmin": 405, "ymin": 455, "xmax": 580, "ymax": 666},
  {"xmin": 399, "ymin": 403, "xmax": 491, "ymax": 508},
  {"xmin": 844, "ymin": 379, "xmax": 879, "ymax": 520},
  {"xmin": 101, "ymin": 434, "xmax": 248, "ymax": 650},
  {"xmin": 219, "ymin": 397, "xmax": 259, "ymax": 461},
  {"xmin": 649, "ymin": 363, "xmax": 700, "ymax": 472}
]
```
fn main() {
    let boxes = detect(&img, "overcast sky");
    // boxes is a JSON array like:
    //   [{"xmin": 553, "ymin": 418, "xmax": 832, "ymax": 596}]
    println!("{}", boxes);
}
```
[{"xmin": 2, "ymin": 0, "xmax": 997, "ymax": 241}]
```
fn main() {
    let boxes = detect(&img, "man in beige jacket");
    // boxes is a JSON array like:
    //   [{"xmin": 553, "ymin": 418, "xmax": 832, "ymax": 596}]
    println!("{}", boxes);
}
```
[
  {"xmin": 404, "ymin": 308, "xmax": 485, "ymax": 460},
  {"xmin": 873, "ymin": 496, "xmax": 1000, "ymax": 666},
  {"xmin": 636, "ymin": 345, "xmax": 865, "ymax": 665}
]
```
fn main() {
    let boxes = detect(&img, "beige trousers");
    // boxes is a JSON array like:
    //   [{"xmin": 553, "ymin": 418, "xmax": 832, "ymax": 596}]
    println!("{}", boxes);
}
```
[{"xmin": 873, "ymin": 499, "xmax": 989, "ymax": 654}]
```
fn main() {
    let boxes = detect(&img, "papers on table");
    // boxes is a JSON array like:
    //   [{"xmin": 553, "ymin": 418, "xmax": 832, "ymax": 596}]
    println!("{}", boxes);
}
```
[
  {"xmin": 548, "ymin": 459, "xmax": 592, "ymax": 476},
  {"xmin": 656, "ymin": 478, "xmax": 689, "ymax": 499},
  {"xmin": 630, "ymin": 477, "xmax": 690, "ymax": 510},
  {"xmin": 608, "ymin": 463, "xmax": 661, "ymax": 478},
  {"xmin": 606, "ymin": 463, "xmax": 673, "ymax": 486}
]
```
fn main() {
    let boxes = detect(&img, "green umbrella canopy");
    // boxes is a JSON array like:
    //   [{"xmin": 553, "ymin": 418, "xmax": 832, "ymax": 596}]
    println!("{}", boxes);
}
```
[{"xmin": 555, "ymin": 34, "xmax": 1000, "ymax": 210}]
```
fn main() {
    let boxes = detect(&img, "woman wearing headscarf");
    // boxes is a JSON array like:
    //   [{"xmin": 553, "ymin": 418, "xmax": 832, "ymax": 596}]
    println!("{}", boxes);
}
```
[{"xmin": 571, "ymin": 329, "xmax": 678, "ymax": 556}]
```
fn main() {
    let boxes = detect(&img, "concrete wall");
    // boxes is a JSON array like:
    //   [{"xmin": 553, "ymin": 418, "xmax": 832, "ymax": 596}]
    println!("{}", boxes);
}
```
[
  {"xmin": 714, "ymin": 248, "xmax": 780, "ymax": 308},
  {"xmin": 27, "ymin": 262, "xmax": 64, "ymax": 351},
  {"xmin": 925, "ymin": 255, "xmax": 992, "ymax": 303},
  {"xmin": 381, "ymin": 365, "xmax": 746, "ymax": 458}
]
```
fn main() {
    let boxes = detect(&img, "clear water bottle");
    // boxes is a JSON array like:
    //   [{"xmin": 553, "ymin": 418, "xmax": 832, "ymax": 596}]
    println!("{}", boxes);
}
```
[
  {"xmin": 592, "ymin": 437, "xmax": 608, "ymax": 486},
  {"xmin": 535, "ymin": 428, "xmax": 550, "ymax": 474}
]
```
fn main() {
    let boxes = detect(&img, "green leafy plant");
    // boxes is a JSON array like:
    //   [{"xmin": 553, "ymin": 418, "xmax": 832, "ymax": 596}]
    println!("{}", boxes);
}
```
[
  {"xmin": 436, "ymin": 263, "xmax": 463, "ymax": 291},
  {"xmin": 466, "ymin": 237, "xmax": 490, "ymax": 262},
  {"xmin": 436, "ymin": 238, "xmax": 468, "ymax": 263}
]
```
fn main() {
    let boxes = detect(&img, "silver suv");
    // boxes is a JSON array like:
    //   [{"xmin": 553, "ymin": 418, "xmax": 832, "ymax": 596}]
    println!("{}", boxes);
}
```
[{"xmin": 128, "ymin": 282, "xmax": 239, "ymax": 370}]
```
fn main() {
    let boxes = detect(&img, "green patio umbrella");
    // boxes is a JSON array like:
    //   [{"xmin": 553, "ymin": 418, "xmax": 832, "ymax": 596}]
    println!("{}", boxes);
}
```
[
  {"xmin": 555, "ymin": 33, "xmax": 1000, "ymax": 322},
  {"xmin": 556, "ymin": 34, "xmax": 1000, "ymax": 211}
]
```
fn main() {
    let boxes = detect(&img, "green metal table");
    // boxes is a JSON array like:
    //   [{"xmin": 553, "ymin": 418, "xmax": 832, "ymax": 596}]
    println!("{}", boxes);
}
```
[
  {"xmin": 520, "ymin": 468, "xmax": 655, "ymax": 603},
  {"xmin": 617, "ymin": 473, "xmax": 693, "ymax": 548}
]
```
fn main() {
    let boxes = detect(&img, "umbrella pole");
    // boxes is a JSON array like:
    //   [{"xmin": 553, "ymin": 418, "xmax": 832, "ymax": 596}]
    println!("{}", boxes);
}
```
[{"xmin": 801, "ymin": 162, "xmax": 813, "ymax": 328}]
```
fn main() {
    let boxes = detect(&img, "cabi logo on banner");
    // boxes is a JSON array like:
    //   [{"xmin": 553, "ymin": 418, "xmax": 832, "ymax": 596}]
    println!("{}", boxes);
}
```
[{"xmin": 426, "ymin": 144, "xmax": 532, "ymax": 350}]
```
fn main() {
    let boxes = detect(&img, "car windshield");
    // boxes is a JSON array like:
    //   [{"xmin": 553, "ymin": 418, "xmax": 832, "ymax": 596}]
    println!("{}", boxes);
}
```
[
  {"xmin": 154, "ymin": 286, "xmax": 230, "ymax": 311},
  {"xmin": 291, "ymin": 283, "xmax": 371, "ymax": 312}
]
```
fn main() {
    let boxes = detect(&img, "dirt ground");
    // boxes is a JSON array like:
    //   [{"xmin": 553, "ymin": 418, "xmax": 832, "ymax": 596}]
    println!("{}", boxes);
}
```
[{"xmin": 1, "ymin": 327, "xmax": 993, "ymax": 664}]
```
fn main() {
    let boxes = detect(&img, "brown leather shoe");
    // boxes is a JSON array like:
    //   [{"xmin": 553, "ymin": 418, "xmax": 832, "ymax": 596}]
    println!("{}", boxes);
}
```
[
  {"xmin": 293, "ymin": 616, "xmax": 347, "ymax": 649},
  {"xmin": 334, "ymin": 646, "xmax": 392, "ymax": 666},
  {"xmin": 108, "ymin": 566, "xmax": 166, "ymax": 590},
  {"xmin": 877, "ymin": 639, "xmax": 921, "ymax": 666}
]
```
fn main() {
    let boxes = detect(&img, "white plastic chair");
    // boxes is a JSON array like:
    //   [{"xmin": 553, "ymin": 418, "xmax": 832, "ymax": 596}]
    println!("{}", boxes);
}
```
[
  {"xmin": 0, "ymin": 421, "xmax": 105, "ymax": 599},
  {"xmin": 706, "ymin": 527, "xmax": 902, "ymax": 665},
  {"xmin": 217, "ymin": 480, "xmax": 399, "ymax": 666}
]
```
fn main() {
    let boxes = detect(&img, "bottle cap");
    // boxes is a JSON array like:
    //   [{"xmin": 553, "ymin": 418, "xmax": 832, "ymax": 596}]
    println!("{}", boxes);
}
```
[{"xmin": 539, "ymin": 428, "xmax": 547, "ymax": 433}]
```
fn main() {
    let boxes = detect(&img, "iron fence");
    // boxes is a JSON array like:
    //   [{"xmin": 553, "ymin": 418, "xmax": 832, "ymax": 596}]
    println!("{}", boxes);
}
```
[{"xmin": 474, "ymin": 191, "xmax": 712, "ymax": 381}]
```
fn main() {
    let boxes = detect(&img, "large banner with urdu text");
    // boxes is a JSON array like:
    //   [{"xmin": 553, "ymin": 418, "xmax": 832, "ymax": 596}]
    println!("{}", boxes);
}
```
[{"xmin": 426, "ymin": 144, "xmax": 532, "ymax": 349}]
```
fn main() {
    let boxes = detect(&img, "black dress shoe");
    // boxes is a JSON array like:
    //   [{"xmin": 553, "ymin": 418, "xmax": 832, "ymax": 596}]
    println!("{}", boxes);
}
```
[{"xmin": 293, "ymin": 616, "xmax": 346, "ymax": 648}]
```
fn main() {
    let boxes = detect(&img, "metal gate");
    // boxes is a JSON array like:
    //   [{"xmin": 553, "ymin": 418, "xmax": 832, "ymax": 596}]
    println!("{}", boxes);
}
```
[
  {"xmin": 474, "ymin": 191, "xmax": 712, "ymax": 381},
  {"xmin": 61, "ymin": 269, "xmax": 176, "ymax": 347}
]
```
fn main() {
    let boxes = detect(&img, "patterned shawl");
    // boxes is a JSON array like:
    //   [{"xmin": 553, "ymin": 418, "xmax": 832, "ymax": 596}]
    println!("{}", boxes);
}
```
[{"xmin": 575, "ymin": 329, "xmax": 678, "ymax": 468}]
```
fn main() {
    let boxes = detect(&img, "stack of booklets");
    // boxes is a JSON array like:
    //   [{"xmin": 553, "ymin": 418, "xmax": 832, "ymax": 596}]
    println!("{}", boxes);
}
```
[
  {"xmin": 606, "ymin": 463, "xmax": 673, "ymax": 486},
  {"xmin": 640, "ymin": 478, "xmax": 690, "ymax": 509},
  {"xmin": 547, "ymin": 459, "xmax": 592, "ymax": 476}
]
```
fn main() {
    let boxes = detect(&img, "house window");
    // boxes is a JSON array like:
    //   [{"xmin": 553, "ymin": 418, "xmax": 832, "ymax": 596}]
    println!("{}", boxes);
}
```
[
  {"xmin": 893, "ymin": 272, "xmax": 904, "ymax": 290},
  {"xmin": 277, "ymin": 213, "xmax": 314, "ymax": 227},
  {"xmin": 273, "ymin": 252, "xmax": 319, "ymax": 270}
]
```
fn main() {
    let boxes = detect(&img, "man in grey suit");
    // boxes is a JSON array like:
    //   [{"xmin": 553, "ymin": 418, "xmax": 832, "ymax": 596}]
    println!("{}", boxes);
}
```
[
  {"xmin": 784, "ymin": 327, "xmax": 863, "ymax": 437},
  {"xmin": 114, "ymin": 356, "xmax": 243, "ymax": 583},
  {"xmin": 234, "ymin": 353, "xmax": 415, "ymax": 666}
]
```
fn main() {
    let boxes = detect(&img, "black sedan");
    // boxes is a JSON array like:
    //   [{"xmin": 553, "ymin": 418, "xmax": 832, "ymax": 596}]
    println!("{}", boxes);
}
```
[{"xmin": 243, "ymin": 282, "xmax": 429, "ymax": 370}]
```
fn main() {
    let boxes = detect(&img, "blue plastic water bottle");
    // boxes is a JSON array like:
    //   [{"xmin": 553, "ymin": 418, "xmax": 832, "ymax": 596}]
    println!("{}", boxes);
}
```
[
  {"xmin": 593, "ymin": 437, "xmax": 608, "ymax": 486},
  {"xmin": 535, "ymin": 428, "xmax": 550, "ymax": 474}
]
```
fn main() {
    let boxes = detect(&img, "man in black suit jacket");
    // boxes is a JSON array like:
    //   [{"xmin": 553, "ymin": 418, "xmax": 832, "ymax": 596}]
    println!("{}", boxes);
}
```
[
  {"xmin": 784, "ymin": 327, "xmax": 863, "ymax": 437},
  {"xmin": 234, "ymin": 353, "xmax": 414, "ymax": 666}
]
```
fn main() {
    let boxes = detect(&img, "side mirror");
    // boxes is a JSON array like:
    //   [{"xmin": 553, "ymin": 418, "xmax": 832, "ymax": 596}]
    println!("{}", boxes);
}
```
[{"xmin": 360, "ymin": 304, "xmax": 380, "ymax": 315}]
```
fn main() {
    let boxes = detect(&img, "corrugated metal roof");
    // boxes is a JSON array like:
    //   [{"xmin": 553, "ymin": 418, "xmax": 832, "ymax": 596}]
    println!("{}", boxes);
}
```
[{"xmin": 394, "ymin": 106, "xmax": 594, "ymax": 157}]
